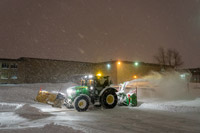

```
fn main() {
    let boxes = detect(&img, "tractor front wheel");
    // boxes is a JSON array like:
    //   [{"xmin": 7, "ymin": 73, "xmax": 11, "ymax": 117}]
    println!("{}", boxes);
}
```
[
  {"xmin": 74, "ymin": 95, "xmax": 89, "ymax": 112},
  {"xmin": 101, "ymin": 89, "xmax": 118, "ymax": 109}
]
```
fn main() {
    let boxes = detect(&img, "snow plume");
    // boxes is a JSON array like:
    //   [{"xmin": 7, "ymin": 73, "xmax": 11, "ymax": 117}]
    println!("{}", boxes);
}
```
[{"xmin": 139, "ymin": 71, "xmax": 191, "ymax": 100}]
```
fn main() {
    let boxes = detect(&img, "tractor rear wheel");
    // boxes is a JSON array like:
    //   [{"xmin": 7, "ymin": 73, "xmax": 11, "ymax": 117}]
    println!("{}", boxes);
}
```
[
  {"xmin": 74, "ymin": 95, "xmax": 89, "ymax": 112},
  {"xmin": 101, "ymin": 89, "xmax": 118, "ymax": 109}
]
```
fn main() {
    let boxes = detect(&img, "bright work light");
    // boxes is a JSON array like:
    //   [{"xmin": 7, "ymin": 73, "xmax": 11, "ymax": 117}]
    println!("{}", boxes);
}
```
[
  {"xmin": 96, "ymin": 73, "xmax": 102, "ymax": 77},
  {"xmin": 89, "ymin": 75, "xmax": 93, "ymax": 78},
  {"xmin": 66, "ymin": 88, "xmax": 76, "ymax": 97},
  {"xmin": 107, "ymin": 64, "xmax": 111, "ymax": 69},
  {"xmin": 134, "ymin": 62, "xmax": 139, "ymax": 66}
]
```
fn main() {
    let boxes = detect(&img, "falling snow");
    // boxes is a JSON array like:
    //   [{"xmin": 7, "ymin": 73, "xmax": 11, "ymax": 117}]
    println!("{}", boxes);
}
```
[{"xmin": 0, "ymin": 0, "xmax": 199, "ymax": 67}]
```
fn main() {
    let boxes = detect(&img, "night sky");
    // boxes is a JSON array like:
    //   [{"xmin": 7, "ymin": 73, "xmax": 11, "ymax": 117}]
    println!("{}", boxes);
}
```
[{"xmin": 0, "ymin": 0, "xmax": 200, "ymax": 68}]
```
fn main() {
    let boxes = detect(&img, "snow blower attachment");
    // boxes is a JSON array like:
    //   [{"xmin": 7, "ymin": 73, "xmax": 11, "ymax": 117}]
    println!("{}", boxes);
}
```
[{"xmin": 117, "ymin": 82, "xmax": 137, "ymax": 106}]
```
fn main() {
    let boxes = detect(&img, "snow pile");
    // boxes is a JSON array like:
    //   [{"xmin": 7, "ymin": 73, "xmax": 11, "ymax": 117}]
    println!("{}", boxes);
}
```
[
  {"xmin": 139, "ymin": 98, "xmax": 200, "ymax": 112},
  {"xmin": 15, "ymin": 104, "xmax": 52, "ymax": 120}
]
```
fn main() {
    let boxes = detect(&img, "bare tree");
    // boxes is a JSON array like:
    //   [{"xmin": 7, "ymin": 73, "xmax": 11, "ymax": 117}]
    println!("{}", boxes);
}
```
[
  {"xmin": 171, "ymin": 49, "xmax": 183, "ymax": 68},
  {"xmin": 154, "ymin": 47, "xmax": 183, "ymax": 68},
  {"xmin": 166, "ymin": 49, "xmax": 173, "ymax": 66},
  {"xmin": 154, "ymin": 47, "xmax": 166, "ymax": 66}
]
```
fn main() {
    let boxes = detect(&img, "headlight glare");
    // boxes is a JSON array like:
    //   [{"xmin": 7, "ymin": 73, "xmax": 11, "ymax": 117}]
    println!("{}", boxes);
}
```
[{"xmin": 66, "ymin": 88, "xmax": 75, "ymax": 96}]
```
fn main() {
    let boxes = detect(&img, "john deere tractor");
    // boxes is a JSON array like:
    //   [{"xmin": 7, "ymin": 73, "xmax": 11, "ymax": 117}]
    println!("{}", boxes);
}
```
[{"xmin": 65, "ymin": 75, "xmax": 118, "ymax": 112}]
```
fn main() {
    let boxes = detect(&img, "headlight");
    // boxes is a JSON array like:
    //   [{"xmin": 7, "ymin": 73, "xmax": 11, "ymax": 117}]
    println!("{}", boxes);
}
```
[
  {"xmin": 66, "ymin": 88, "xmax": 76, "ymax": 97},
  {"xmin": 89, "ymin": 75, "xmax": 93, "ymax": 78}
]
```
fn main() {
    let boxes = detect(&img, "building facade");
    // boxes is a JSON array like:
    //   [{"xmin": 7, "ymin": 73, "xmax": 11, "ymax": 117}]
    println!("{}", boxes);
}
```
[
  {"xmin": 0, "ymin": 57, "xmax": 167, "ymax": 84},
  {"xmin": 189, "ymin": 68, "xmax": 200, "ymax": 83}
]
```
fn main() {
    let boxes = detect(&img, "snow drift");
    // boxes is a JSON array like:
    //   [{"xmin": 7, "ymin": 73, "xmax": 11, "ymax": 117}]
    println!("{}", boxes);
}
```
[{"xmin": 138, "ymin": 98, "xmax": 200, "ymax": 112}]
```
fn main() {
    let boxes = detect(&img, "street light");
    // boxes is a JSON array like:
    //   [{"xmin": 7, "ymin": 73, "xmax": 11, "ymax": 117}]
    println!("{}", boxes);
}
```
[
  {"xmin": 133, "ymin": 75, "xmax": 137, "ymax": 79},
  {"xmin": 107, "ymin": 64, "xmax": 111, "ymax": 69},
  {"xmin": 134, "ymin": 62, "xmax": 139, "ymax": 66}
]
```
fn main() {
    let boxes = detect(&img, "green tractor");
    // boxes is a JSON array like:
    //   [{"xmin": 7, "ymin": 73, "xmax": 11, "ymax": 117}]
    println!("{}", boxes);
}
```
[{"xmin": 65, "ymin": 75, "xmax": 118, "ymax": 112}]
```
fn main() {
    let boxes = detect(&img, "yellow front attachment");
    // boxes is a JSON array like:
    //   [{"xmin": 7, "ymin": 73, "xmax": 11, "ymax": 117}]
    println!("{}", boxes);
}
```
[{"xmin": 35, "ymin": 90, "xmax": 57, "ymax": 104}]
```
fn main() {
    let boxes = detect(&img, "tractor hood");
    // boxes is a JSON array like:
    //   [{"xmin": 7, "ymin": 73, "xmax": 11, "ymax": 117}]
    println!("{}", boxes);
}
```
[
  {"xmin": 66, "ymin": 86, "xmax": 89, "ymax": 98},
  {"xmin": 74, "ymin": 86, "xmax": 88, "ymax": 89}
]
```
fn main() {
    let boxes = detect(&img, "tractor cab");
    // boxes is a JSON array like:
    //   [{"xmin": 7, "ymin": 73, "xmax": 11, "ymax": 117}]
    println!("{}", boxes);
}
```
[{"xmin": 81, "ymin": 75, "xmax": 110, "ymax": 90}]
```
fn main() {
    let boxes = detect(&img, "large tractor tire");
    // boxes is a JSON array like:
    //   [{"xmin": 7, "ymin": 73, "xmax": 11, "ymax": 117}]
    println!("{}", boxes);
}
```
[
  {"xmin": 74, "ymin": 95, "xmax": 89, "ymax": 112},
  {"xmin": 101, "ymin": 89, "xmax": 118, "ymax": 109}
]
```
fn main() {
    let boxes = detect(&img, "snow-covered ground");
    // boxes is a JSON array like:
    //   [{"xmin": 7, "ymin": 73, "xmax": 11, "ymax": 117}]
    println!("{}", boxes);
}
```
[
  {"xmin": 0, "ymin": 83, "xmax": 200, "ymax": 133},
  {"xmin": 138, "ymin": 98, "xmax": 200, "ymax": 112}
]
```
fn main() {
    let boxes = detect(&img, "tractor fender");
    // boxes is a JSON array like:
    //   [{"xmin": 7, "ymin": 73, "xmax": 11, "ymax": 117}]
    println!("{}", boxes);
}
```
[
  {"xmin": 99, "ymin": 87, "xmax": 118, "ymax": 97},
  {"xmin": 73, "ymin": 94, "xmax": 91, "ymax": 106}
]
